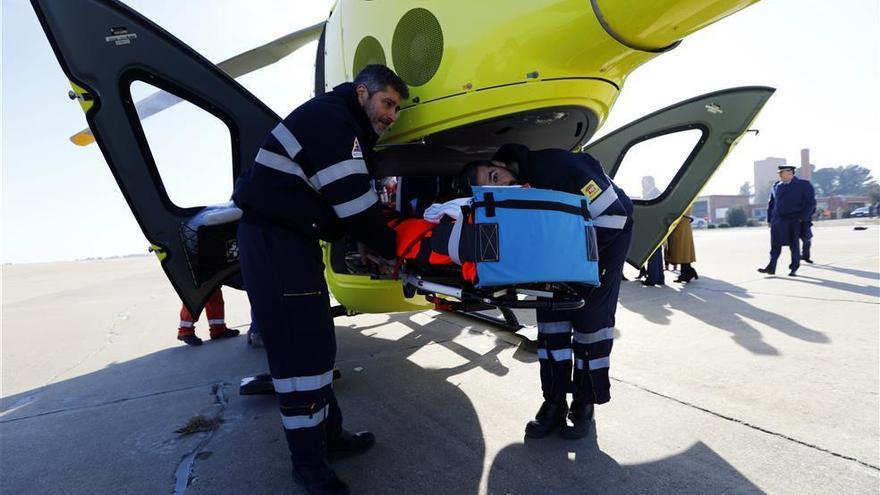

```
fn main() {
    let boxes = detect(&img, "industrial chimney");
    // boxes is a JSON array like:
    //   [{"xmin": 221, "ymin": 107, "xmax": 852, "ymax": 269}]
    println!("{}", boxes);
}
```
[{"xmin": 800, "ymin": 148, "xmax": 812, "ymax": 180}]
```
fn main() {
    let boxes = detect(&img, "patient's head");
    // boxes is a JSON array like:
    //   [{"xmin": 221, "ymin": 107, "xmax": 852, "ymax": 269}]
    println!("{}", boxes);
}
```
[{"xmin": 461, "ymin": 159, "xmax": 519, "ymax": 186}]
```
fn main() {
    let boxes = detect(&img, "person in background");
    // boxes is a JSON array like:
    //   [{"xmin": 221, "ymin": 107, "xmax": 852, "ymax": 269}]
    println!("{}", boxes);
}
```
[
  {"xmin": 758, "ymin": 165, "xmax": 816, "ymax": 277},
  {"xmin": 799, "ymin": 182, "xmax": 817, "ymax": 264},
  {"xmin": 639, "ymin": 176, "xmax": 665, "ymax": 286},
  {"xmin": 176, "ymin": 288, "xmax": 239, "ymax": 346},
  {"xmin": 666, "ymin": 207, "xmax": 698, "ymax": 283}
]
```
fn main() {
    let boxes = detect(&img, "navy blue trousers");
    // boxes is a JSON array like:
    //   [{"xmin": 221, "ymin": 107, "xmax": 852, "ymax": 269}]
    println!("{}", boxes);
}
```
[
  {"xmin": 645, "ymin": 248, "xmax": 665, "ymax": 285},
  {"xmin": 238, "ymin": 220, "xmax": 342, "ymax": 467},
  {"xmin": 801, "ymin": 221, "xmax": 813, "ymax": 260},
  {"xmin": 535, "ymin": 219, "xmax": 634, "ymax": 405},
  {"xmin": 766, "ymin": 218, "xmax": 801, "ymax": 273}
]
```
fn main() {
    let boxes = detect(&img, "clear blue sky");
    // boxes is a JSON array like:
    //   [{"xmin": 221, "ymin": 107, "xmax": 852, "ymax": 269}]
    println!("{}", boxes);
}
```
[{"xmin": 2, "ymin": 0, "xmax": 878, "ymax": 264}]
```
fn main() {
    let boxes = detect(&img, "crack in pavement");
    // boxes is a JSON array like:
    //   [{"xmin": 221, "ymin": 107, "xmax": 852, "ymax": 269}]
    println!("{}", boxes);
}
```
[
  {"xmin": 36, "ymin": 303, "xmax": 140, "ymax": 395},
  {"xmin": 613, "ymin": 377, "xmax": 880, "ymax": 472},
  {"xmin": 174, "ymin": 383, "xmax": 229, "ymax": 495},
  {"xmin": 0, "ymin": 380, "xmax": 231, "ymax": 424}
]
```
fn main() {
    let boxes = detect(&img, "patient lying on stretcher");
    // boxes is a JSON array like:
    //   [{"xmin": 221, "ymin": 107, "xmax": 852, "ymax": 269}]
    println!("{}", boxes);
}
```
[
  {"xmin": 388, "ymin": 197, "xmax": 477, "ymax": 282},
  {"xmin": 381, "ymin": 186, "xmax": 594, "ymax": 311}
]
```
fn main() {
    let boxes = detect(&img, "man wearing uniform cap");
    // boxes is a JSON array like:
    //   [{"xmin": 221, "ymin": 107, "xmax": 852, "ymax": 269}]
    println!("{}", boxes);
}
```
[{"xmin": 758, "ymin": 165, "xmax": 816, "ymax": 277}]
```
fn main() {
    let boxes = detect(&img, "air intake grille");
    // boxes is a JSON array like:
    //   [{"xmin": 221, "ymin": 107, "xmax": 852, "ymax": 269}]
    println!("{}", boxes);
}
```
[
  {"xmin": 352, "ymin": 36, "xmax": 386, "ymax": 77},
  {"xmin": 392, "ymin": 8, "xmax": 443, "ymax": 87}
]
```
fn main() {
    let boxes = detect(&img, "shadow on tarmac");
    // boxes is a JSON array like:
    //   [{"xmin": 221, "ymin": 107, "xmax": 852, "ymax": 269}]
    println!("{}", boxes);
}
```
[
  {"xmin": 487, "ymin": 432, "xmax": 762, "ymax": 494},
  {"xmin": 1, "ymin": 311, "xmax": 761, "ymax": 494},
  {"xmin": 782, "ymin": 272, "xmax": 880, "ymax": 299},
  {"xmin": 618, "ymin": 276, "xmax": 830, "ymax": 356},
  {"xmin": 808, "ymin": 263, "xmax": 880, "ymax": 282}
]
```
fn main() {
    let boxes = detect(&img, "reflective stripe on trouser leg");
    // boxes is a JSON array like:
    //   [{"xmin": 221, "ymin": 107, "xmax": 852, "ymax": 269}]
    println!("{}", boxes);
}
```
[
  {"xmin": 237, "ymin": 221, "xmax": 341, "ymax": 461},
  {"xmin": 571, "ymin": 219, "xmax": 632, "ymax": 405},
  {"xmin": 179, "ymin": 304, "xmax": 195, "ymax": 334},
  {"xmin": 535, "ymin": 314, "xmax": 573, "ymax": 400}
]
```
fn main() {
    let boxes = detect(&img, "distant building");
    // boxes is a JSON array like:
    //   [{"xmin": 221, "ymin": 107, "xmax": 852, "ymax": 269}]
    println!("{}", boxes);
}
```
[
  {"xmin": 693, "ymin": 194, "xmax": 751, "ymax": 223},
  {"xmin": 754, "ymin": 157, "xmax": 786, "ymax": 205}
]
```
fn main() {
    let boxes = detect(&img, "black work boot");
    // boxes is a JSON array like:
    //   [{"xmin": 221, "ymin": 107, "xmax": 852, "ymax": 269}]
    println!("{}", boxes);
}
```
[
  {"xmin": 525, "ymin": 399, "xmax": 568, "ymax": 438},
  {"xmin": 177, "ymin": 333, "xmax": 203, "ymax": 346},
  {"xmin": 209, "ymin": 328, "xmax": 240, "ymax": 340},
  {"xmin": 561, "ymin": 402, "xmax": 594, "ymax": 439},
  {"xmin": 327, "ymin": 429, "xmax": 375, "ymax": 457},
  {"xmin": 292, "ymin": 458, "xmax": 350, "ymax": 495}
]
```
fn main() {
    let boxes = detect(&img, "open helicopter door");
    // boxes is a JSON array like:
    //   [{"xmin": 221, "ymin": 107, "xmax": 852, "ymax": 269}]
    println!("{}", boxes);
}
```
[
  {"xmin": 583, "ymin": 86, "xmax": 775, "ymax": 267},
  {"xmin": 31, "ymin": 0, "xmax": 282, "ymax": 314}
]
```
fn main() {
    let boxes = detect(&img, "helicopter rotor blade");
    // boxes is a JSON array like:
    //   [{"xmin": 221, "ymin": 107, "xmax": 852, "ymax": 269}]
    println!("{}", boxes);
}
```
[{"xmin": 70, "ymin": 21, "xmax": 325, "ymax": 146}]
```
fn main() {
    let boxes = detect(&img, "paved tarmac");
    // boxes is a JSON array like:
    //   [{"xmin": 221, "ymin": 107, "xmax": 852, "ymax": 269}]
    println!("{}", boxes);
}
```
[{"xmin": 2, "ymin": 218, "xmax": 878, "ymax": 494}]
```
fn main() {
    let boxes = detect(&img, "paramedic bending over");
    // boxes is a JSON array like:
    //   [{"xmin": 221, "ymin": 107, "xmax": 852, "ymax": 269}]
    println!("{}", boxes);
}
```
[{"xmin": 462, "ymin": 144, "xmax": 634, "ymax": 440}]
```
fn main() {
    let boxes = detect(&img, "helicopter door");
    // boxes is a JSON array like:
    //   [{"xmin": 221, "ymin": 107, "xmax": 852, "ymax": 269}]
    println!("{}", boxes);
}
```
[
  {"xmin": 30, "ymin": 0, "xmax": 281, "ymax": 314},
  {"xmin": 583, "ymin": 86, "xmax": 775, "ymax": 267}
]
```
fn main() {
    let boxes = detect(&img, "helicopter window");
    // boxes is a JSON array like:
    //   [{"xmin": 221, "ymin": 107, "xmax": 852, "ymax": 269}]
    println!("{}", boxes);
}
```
[
  {"xmin": 129, "ymin": 81, "xmax": 234, "ymax": 209},
  {"xmin": 610, "ymin": 128, "xmax": 704, "ymax": 201}
]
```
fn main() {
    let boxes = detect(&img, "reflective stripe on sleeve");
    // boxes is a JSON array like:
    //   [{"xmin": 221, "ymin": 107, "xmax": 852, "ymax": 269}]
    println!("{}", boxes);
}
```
[
  {"xmin": 255, "ymin": 148, "xmax": 313, "ymax": 188},
  {"xmin": 574, "ymin": 327, "xmax": 614, "ymax": 344},
  {"xmin": 592, "ymin": 215, "xmax": 628, "ymax": 229},
  {"xmin": 332, "ymin": 189, "xmax": 378, "ymax": 218},
  {"xmin": 310, "ymin": 159, "xmax": 368, "ymax": 190},
  {"xmin": 270, "ymin": 122, "xmax": 302, "ymax": 159},
  {"xmin": 537, "ymin": 321, "xmax": 571, "ymax": 334},
  {"xmin": 550, "ymin": 348, "xmax": 573, "ymax": 361},
  {"xmin": 588, "ymin": 356, "xmax": 610, "ymax": 370},
  {"xmin": 537, "ymin": 348, "xmax": 548, "ymax": 360},
  {"xmin": 588, "ymin": 187, "xmax": 619, "ymax": 218},
  {"xmin": 272, "ymin": 370, "xmax": 334, "ymax": 393},
  {"xmin": 280, "ymin": 405, "xmax": 328, "ymax": 430}
]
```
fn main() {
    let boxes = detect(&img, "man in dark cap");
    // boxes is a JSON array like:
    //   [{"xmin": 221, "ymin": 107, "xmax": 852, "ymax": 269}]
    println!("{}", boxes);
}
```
[
  {"xmin": 462, "ymin": 144, "xmax": 633, "ymax": 440},
  {"xmin": 758, "ymin": 165, "xmax": 816, "ymax": 276}
]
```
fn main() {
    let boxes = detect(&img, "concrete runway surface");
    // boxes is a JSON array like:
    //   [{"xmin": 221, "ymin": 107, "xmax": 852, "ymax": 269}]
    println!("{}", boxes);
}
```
[{"xmin": 2, "ymin": 218, "xmax": 878, "ymax": 494}]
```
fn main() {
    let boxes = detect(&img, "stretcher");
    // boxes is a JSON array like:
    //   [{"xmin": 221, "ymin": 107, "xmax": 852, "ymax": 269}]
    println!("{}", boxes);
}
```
[{"xmin": 393, "ymin": 186, "xmax": 600, "ymax": 312}]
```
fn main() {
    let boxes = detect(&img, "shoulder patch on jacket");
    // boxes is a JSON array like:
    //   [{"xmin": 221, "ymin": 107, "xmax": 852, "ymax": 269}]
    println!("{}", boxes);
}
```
[
  {"xmin": 351, "ymin": 137, "xmax": 363, "ymax": 158},
  {"xmin": 581, "ymin": 180, "xmax": 602, "ymax": 201}
]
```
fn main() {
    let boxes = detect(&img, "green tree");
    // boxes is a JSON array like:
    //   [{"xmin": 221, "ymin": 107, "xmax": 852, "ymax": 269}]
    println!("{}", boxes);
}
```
[
  {"xmin": 739, "ymin": 181, "xmax": 751, "ymax": 196},
  {"xmin": 811, "ymin": 167, "xmax": 837, "ymax": 196},
  {"xmin": 866, "ymin": 183, "xmax": 880, "ymax": 204},
  {"xmin": 810, "ymin": 165, "xmax": 876, "ymax": 196},
  {"xmin": 836, "ymin": 164, "xmax": 875, "ymax": 195},
  {"xmin": 726, "ymin": 207, "xmax": 748, "ymax": 227}
]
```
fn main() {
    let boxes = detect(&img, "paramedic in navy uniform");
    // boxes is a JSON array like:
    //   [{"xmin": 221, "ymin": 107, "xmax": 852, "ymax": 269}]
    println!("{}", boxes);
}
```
[
  {"xmin": 757, "ymin": 165, "xmax": 816, "ymax": 277},
  {"xmin": 233, "ymin": 65, "xmax": 408, "ymax": 495},
  {"xmin": 463, "ymin": 144, "xmax": 634, "ymax": 440}
]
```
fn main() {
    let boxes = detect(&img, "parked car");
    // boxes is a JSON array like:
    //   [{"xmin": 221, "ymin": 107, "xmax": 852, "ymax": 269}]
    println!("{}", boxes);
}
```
[
  {"xmin": 849, "ymin": 206, "xmax": 871, "ymax": 218},
  {"xmin": 692, "ymin": 217, "xmax": 708, "ymax": 229}
]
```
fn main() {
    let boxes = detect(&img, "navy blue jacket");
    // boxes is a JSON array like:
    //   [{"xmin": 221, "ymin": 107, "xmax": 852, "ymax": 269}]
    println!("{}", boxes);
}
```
[
  {"xmin": 492, "ymin": 144, "xmax": 634, "ymax": 251},
  {"xmin": 767, "ymin": 176, "xmax": 816, "ymax": 224},
  {"xmin": 233, "ymin": 83, "xmax": 396, "ymax": 259}
]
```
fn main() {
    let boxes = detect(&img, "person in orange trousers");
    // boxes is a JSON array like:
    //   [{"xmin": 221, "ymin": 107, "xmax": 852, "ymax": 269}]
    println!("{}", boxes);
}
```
[{"xmin": 177, "ymin": 288, "xmax": 239, "ymax": 346}]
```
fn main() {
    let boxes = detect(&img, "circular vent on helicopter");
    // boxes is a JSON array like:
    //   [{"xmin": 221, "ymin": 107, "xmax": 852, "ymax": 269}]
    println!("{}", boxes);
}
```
[
  {"xmin": 392, "ymin": 8, "xmax": 443, "ymax": 87},
  {"xmin": 352, "ymin": 36, "xmax": 387, "ymax": 76}
]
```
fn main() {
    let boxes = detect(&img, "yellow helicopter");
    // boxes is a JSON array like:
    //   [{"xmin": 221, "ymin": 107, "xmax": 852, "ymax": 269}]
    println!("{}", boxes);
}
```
[{"xmin": 30, "ymin": 0, "xmax": 773, "ymax": 316}]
